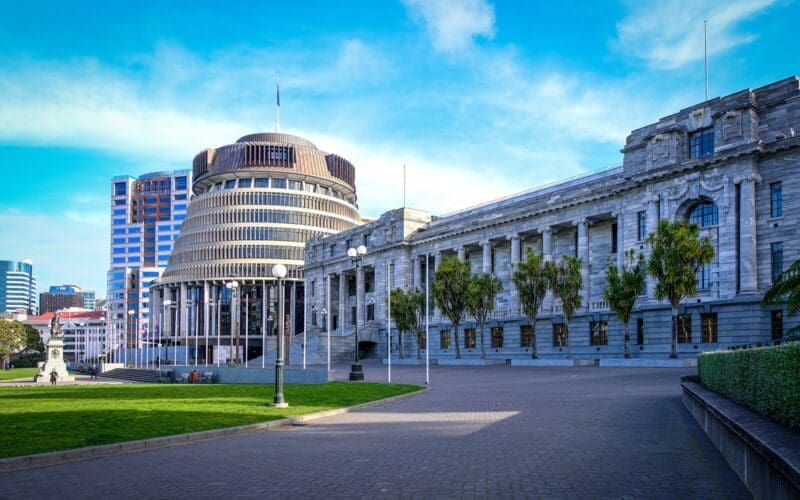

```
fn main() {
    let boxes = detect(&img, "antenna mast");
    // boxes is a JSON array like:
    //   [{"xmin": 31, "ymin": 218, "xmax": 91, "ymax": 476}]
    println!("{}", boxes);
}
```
[
  {"xmin": 704, "ymin": 19, "xmax": 708, "ymax": 102},
  {"xmin": 275, "ymin": 75, "xmax": 281, "ymax": 133}
]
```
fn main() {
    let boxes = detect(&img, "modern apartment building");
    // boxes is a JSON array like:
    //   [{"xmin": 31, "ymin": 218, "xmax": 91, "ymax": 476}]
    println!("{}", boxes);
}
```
[
  {"xmin": 0, "ymin": 259, "xmax": 37, "ymax": 314},
  {"xmin": 107, "ymin": 170, "xmax": 192, "ymax": 353}
]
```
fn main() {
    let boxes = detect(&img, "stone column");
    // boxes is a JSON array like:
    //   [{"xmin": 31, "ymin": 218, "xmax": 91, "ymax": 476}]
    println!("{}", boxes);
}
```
[
  {"xmin": 433, "ymin": 253, "xmax": 441, "ymax": 321},
  {"xmin": 457, "ymin": 247, "xmax": 465, "ymax": 261},
  {"xmin": 613, "ymin": 212, "xmax": 624, "ymax": 269},
  {"xmin": 482, "ymin": 241, "xmax": 492, "ymax": 274},
  {"xmin": 508, "ymin": 234, "xmax": 521, "ymax": 314},
  {"xmin": 179, "ymin": 283, "xmax": 188, "ymax": 340},
  {"xmin": 203, "ymin": 281, "xmax": 210, "ymax": 350},
  {"xmin": 738, "ymin": 173, "xmax": 761, "ymax": 293},
  {"xmin": 434, "ymin": 252, "xmax": 442, "ymax": 271},
  {"xmin": 356, "ymin": 267, "xmax": 365, "ymax": 326},
  {"xmin": 509, "ymin": 234, "xmax": 521, "ymax": 266},
  {"xmin": 541, "ymin": 226, "xmax": 553, "ymax": 261},
  {"xmin": 576, "ymin": 219, "xmax": 590, "ymax": 307},
  {"xmin": 338, "ymin": 272, "xmax": 346, "ymax": 333},
  {"xmin": 413, "ymin": 255, "xmax": 422, "ymax": 290},
  {"xmin": 646, "ymin": 194, "xmax": 660, "ymax": 299}
]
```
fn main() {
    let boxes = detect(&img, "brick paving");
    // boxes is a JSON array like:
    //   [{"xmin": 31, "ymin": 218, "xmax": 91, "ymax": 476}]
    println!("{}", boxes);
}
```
[{"xmin": 1, "ymin": 361, "xmax": 748, "ymax": 499}]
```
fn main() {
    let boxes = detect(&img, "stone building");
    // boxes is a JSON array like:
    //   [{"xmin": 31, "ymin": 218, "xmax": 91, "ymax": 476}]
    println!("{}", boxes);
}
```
[{"xmin": 302, "ymin": 76, "xmax": 800, "ymax": 362}]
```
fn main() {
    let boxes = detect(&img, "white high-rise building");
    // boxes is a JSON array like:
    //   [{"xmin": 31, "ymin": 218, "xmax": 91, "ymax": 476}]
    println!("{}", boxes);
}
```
[{"xmin": 0, "ymin": 259, "xmax": 37, "ymax": 314}]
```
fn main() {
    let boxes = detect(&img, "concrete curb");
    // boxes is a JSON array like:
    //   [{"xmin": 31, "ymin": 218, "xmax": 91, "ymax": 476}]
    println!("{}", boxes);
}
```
[{"xmin": 0, "ymin": 386, "xmax": 430, "ymax": 473}]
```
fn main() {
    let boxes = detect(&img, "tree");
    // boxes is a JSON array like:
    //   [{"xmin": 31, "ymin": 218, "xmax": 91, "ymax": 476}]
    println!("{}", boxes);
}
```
[
  {"xmin": 390, "ymin": 288, "xmax": 421, "ymax": 358},
  {"xmin": 431, "ymin": 255, "xmax": 471, "ymax": 359},
  {"xmin": 761, "ymin": 259, "xmax": 800, "ymax": 337},
  {"xmin": 604, "ymin": 249, "xmax": 646, "ymax": 359},
  {"xmin": 467, "ymin": 273, "xmax": 503, "ymax": 359},
  {"xmin": 24, "ymin": 324, "xmax": 44, "ymax": 352},
  {"xmin": 512, "ymin": 251, "xmax": 553, "ymax": 359},
  {"xmin": 0, "ymin": 320, "xmax": 26, "ymax": 367},
  {"xmin": 549, "ymin": 255, "xmax": 583, "ymax": 358},
  {"xmin": 412, "ymin": 289, "xmax": 427, "ymax": 359},
  {"xmin": 647, "ymin": 219, "xmax": 715, "ymax": 358}
]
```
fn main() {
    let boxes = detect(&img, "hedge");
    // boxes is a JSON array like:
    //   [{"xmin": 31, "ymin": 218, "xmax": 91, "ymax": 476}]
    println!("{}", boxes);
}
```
[{"xmin": 698, "ymin": 342, "xmax": 800, "ymax": 431}]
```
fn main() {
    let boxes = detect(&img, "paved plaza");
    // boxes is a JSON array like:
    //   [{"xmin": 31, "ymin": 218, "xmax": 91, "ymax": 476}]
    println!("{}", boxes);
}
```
[{"xmin": 1, "ymin": 361, "xmax": 747, "ymax": 498}]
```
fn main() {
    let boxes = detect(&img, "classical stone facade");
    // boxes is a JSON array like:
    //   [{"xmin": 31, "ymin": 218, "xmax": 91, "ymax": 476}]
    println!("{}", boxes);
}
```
[{"xmin": 303, "ymin": 77, "xmax": 800, "ymax": 361}]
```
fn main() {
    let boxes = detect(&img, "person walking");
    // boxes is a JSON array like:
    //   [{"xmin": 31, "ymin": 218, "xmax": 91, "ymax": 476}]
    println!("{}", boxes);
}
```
[{"xmin": 49, "ymin": 369, "xmax": 58, "ymax": 386}]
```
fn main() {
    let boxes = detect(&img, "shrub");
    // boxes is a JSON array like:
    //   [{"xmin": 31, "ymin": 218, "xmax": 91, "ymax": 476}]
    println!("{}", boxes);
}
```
[{"xmin": 698, "ymin": 342, "xmax": 800, "ymax": 431}]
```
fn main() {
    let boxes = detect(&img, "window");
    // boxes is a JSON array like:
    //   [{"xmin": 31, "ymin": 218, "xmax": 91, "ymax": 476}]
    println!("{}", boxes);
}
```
[
  {"xmin": 113, "ymin": 257, "xmax": 125, "ymax": 264},
  {"xmin": 114, "ymin": 199, "xmax": 126, "ymax": 206},
  {"xmin": 440, "ymin": 330, "xmax": 451, "ymax": 349},
  {"xmin": 114, "ymin": 182, "xmax": 127, "ymax": 196},
  {"xmin": 689, "ymin": 128, "xmax": 714, "ymax": 158},
  {"xmin": 366, "ymin": 304, "xmax": 374, "ymax": 321},
  {"xmin": 174, "ymin": 204, "xmax": 186, "ymax": 211},
  {"xmin": 520, "ymin": 325, "xmax": 533, "ymax": 347},
  {"xmin": 113, "ymin": 218, "xmax": 125, "ymax": 224},
  {"xmin": 113, "ymin": 228, "xmax": 125, "ymax": 235},
  {"xmin": 696, "ymin": 266, "xmax": 711, "ymax": 290},
  {"xmin": 113, "ymin": 208, "xmax": 126, "ymax": 215},
  {"xmin": 553, "ymin": 324, "xmax": 567, "ymax": 347},
  {"xmin": 701, "ymin": 313, "xmax": 717, "ymax": 343},
  {"xmin": 272, "ymin": 179, "xmax": 286, "ymax": 189},
  {"xmin": 239, "ymin": 178, "xmax": 251, "ymax": 188},
  {"xmin": 611, "ymin": 223, "xmax": 618, "ymax": 254},
  {"xmin": 589, "ymin": 321, "xmax": 608, "ymax": 345},
  {"xmin": 174, "ymin": 194, "xmax": 187, "ymax": 200},
  {"xmin": 113, "ymin": 237, "xmax": 125, "ymax": 244},
  {"xmin": 677, "ymin": 314, "xmax": 692, "ymax": 343},
  {"xmin": 255, "ymin": 178, "xmax": 268, "ymax": 188},
  {"xmin": 771, "ymin": 310, "xmax": 783, "ymax": 341},
  {"xmin": 491, "ymin": 327, "xmax": 504, "ymax": 348},
  {"xmin": 127, "ymin": 237, "xmax": 141, "ymax": 243},
  {"xmin": 174, "ymin": 176, "xmax": 187, "ymax": 190},
  {"xmin": 350, "ymin": 307, "xmax": 356, "ymax": 325},
  {"xmin": 636, "ymin": 318, "xmax": 644, "ymax": 345},
  {"xmin": 637, "ymin": 211, "xmax": 647, "ymax": 241},
  {"xmin": 688, "ymin": 201, "xmax": 718, "ymax": 227},
  {"xmin": 348, "ymin": 276, "xmax": 356, "ymax": 296},
  {"xmin": 224, "ymin": 179, "xmax": 236, "ymax": 189},
  {"xmin": 770, "ymin": 182, "xmax": 783, "ymax": 218},
  {"xmin": 464, "ymin": 328, "xmax": 476, "ymax": 349},
  {"xmin": 771, "ymin": 242, "xmax": 783, "ymax": 283}
]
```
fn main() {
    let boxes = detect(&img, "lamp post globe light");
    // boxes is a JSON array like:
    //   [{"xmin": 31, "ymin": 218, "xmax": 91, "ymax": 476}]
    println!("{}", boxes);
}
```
[
  {"xmin": 348, "ymin": 244, "xmax": 367, "ymax": 381},
  {"xmin": 271, "ymin": 263, "xmax": 288, "ymax": 408}
]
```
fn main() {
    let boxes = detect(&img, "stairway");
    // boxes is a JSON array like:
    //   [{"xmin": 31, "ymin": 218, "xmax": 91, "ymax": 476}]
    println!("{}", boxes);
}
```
[{"xmin": 101, "ymin": 368, "xmax": 161, "ymax": 383}]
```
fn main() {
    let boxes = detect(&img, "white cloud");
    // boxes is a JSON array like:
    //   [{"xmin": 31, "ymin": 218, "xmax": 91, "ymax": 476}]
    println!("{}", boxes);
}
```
[
  {"xmin": 403, "ymin": 0, "xmax": 496, "ymax": 53},
  {"xmin": 613, "ymin": 0, "xmax": 775, "ymax": 69}
]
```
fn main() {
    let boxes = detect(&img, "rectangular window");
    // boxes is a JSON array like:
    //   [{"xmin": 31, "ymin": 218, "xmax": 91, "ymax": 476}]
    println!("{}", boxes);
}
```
[
  {"xmin": 158, "ymin": 244, "xmax": 171, "ymax": 251},
  {"xmin": 696, "ymin": 266, "xmax": 711, "ymax": 290},
  {"xmin": 589, "ymin": 321, "xmax": 608, "ymax": 345},
  {"xmin": 113, "ymin": 228, "xmax": 126, "ymax": 235},
  {"xmin": 272, "ymin": 178, "xmax": 286, "ymax": 189},
  {"xmin": 114, "ymin": 199, "xmax": 126, "ymax": 206},
  {"xmin": 553, "ymin": 323, "xmax": 566, "ymax": 347},
  {"xmin": 771, "ymin": 310, "xmax": 783, "ymax": 341},
  {"xmin": 288, "ymin": 180, "xmax": 302, "ymax": 190},
  {"xmin": 113, "ymin": 208, "xmax": 126, "ymax": 215},
  {"xmin": 174, "ymin": 176, "xmax": 187, "ymax": 190},
  {"xmin": 677, "ymin": 314, "xmax": 692, "ymax": 343},
  {"xmin": 771, "ymin": 242, "xmax": 783, "ymax": 283},
  {"xmin": 636, "ymin": 318, "xmax": 644, "ymax": 345},
  {"xmin": 113, "ymin": 237, "xmax": 125, "ymax": 244},
  {"xmin": 113, "ymin": 218, "xmax": 125, "ymax": 224},
  {"xmin": 350, "ymin": 306, "xmax": 356, "ymax": 325},
  {"xmin": 440, "ymin": 330, "xmax": 451, "ymax": 349},
  {"xmin": 520, "ymin": 325, "xmax": 533, "ymax": 347},
  {"xmin": 348, "ymin": 276, "xmax": 356, "ymax": 296},
  {"xmin": 112, "ymin": 257, "xmax": 125, "ymax": 264},
  {"xmin": 238, "ymin": 178, "xmax": 251, "ymax": 188},
  {"xmin": 637, "ymin": 211, "xmax": 647, "ymax": 241},
  {"xmin": 173, "ymin": 204, "xmax": 187, "ymax": 211},
  {"xmin": 114, "ymin": 182, "xmax": 127, "ymax": 196},
  {"xmin": 464, "ymin": 328, "xmax": 476, "ymax": 349},
  {"xmin": 770, "ymin": 182, "xmax": 783, "ymax": 218},
  {"xmin": 157, "ymin": 235, "xmax": 170, "ymax": 241},
  {"xmin": 158, "ymin": 224, "xmax": 170, "ymax": 231},
  {"xmin": 127, "ymin": 237, "xmax": 141, "ymax": 243},
  {"xmin": 174, "ymin": 194, "xmax": 187, "ymax": 200},
  {"xmin": 224, "ymin": 179, "xmax": 236, "ymax": 189},
  {"xmin": 491, "ymin": 327, "xmax": 504, "ymax": 348},
  {"xmin": 701, "ymin": 313, "xmax": 717, "ymax": 343},
  {"xmin": 611, "ymin": 223, "xmax": 618, "ymax": 254},
  {"xmin": 366, "ymin": 304, "xmax": 375, "ymax": 321},
  {"xmin": 255, "ymin": 178, "xmax": 268, "ymax": 188},
  {"xmin": 689, "ymin": 128, "xmax": 714, "ymax": 158}
]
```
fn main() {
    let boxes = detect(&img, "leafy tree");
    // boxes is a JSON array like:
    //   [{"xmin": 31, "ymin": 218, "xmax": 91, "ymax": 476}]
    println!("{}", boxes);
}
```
[
  {"xmin": 390, "ymin": 288, "xmax": 422, "ymax": 358},
  {"xmin": 466, "ymin": 273, "xmax": 503, "ymax": 359},
  {"xmin": 412, "ymin": 289, "xmax": 427, "ymax": 359},
  {"xmin": 647, "ymin": 219, "xmax": 715, "ymax": 358},
  {"xmin": 0, "ymin": 320, "xmax": 26, "ymax": 367},
  {"xmin": 23, "ymin": 324, "xmax": 44, "ymax": 352},
  {"xmin": 604, "ymin": 249, "xmax": 646, "ymax": 359},
  {"xmin": 549, "ymin": 255, "xmax": 583, "ymax": 358},
  {"xmin": 512, "ymin": 251, "xmax": 553, "ymax": 358},
  {"xmin": 431, "ymin": 255, "xmax": 471, "ymax": 359},
  {"xmin": 761, "ymin": 258, "xmax": 800, "ymax": 337}
]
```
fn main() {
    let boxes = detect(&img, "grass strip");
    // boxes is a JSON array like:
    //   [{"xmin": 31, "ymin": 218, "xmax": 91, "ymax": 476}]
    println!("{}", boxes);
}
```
[
  {"xmin": 0, "ymin": 368, "xmax": 39, "ymax": 381},
  {"xmin": 0, "ymin": 382, "xmax": 421, "ymax": 458}
]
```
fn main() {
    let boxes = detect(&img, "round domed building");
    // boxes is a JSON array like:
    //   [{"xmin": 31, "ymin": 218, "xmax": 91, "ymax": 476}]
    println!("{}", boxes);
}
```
[{"xmin": 151, "ymin": 132, "xmax": 360, "ymax": 364}]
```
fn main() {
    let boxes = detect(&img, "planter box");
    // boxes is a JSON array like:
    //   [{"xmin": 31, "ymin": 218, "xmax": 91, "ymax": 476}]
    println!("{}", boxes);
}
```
[{"xmin": 600, "ymin": 358, "xmax": 697, "ymax": 368}]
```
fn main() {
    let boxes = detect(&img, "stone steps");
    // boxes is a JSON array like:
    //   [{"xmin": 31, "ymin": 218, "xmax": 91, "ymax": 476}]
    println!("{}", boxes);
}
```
[{"xmin": 101, "ymin": 368, "xmax": 161, "ymax": 383}]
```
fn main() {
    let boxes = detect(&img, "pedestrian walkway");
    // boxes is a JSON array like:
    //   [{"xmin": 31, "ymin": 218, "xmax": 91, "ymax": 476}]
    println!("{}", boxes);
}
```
[{"xmin": 0, "ymin": 361, "xmax": 747, "ymax": 498}]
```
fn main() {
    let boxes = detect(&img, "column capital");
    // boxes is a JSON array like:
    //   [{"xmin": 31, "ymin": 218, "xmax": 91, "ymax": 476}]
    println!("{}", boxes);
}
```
[
  {"xmin": 572, "ymin": 218, "xmax": 588, "ymax": 227},
  {"xmin": 538, "ymin": 225, "xmax": 552, "ymax": 234},
  {"xmin": 735, "ymin": 173, "xmax": 762, "ymax": 184},
  {"xmin": 611, "ymin": 211, "xmax": 619, "ymax": 218},
  {"xmin": 506, "ymin": 233, "xmax": 520, "ymax": 241}
]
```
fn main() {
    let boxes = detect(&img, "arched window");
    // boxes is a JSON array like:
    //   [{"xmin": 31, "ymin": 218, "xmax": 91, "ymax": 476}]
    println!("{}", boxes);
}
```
[{"xmin": 688, "ymin": 201, "xmax": 718, "ymax": 227}]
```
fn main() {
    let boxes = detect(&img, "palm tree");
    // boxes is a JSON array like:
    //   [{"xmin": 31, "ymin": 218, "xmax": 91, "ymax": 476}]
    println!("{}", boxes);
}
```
[
  {"xmin": 761, "ymin": 259, "xmax": 800, "ymax": 337},
  {"xmin": 466, "ymin": 273, "xmax": 503, "ymax": 359},
  {"xmin": 604, "ymin": 249, "xmax": 646, "ymax": 358},
  {"xmin": 647, "ymin": 219, "xmax": 715, "ymax": 358},
  {"xmin": 512, "ymin": 251, "xmax": 553, "ymax": 358},
  {"xmin": 431, "ymin": 255, "xmax": 471, "ymax": 359},
  {"xmin": 549, "ymin": 255, "xmax": 583, "ymax": 358}
]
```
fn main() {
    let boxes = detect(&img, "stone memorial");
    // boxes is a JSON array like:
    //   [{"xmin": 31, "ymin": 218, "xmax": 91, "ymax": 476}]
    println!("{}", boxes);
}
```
[{"xmin": 37, "ymin": 313, "xmax": 75, "ymax": 383}]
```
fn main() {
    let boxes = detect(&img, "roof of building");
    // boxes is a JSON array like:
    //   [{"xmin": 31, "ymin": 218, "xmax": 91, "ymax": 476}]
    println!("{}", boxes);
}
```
[{"xmin": 27, "ymin": 310, "xmax": 106, "ymax": 322}]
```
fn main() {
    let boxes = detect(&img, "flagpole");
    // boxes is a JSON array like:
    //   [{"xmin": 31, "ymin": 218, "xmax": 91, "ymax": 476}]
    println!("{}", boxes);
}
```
[
  {"xmin": 326, "ymin": 275, "xmax": 331, "ymax": 373},
  {"xmin": 387, "ymin": 261, "xmax": 391, "ymax": 383},
  {"xmin": 704, "ymin": 19, "xmax": 708, "ymax": 102},
  {"xmin": 425, "ymin": 254, "xmax": 430, "ymax": 386},
  {"xmin": 403, "ymin": 164, "xmax": 406, "ymax": 208}
]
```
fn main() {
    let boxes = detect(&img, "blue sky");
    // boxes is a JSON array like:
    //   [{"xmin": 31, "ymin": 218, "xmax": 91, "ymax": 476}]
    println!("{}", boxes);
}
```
[{"xmin": 0, "ymin": 0, "xmax": 796, "ymax": 298}]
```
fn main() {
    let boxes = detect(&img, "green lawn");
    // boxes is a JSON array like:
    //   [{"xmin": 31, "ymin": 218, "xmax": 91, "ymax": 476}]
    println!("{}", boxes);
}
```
[
  {"xmin": 0, "ymin": 367, "xmax": 38, "ymax": 381},
  {"xmin": 0, "ymin": 382, "xmax": 422, "ymax": 458}
]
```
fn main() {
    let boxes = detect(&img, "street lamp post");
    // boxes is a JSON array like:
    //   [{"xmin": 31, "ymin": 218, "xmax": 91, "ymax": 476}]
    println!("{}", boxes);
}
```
[
  {"xmin": 347, "ymin": 244, "xmax": 367, "ymax": 381},
  {"xmin": 271, "ymin": 264, "xmax": 288, "ymax": 407},
  {"xmin": 226, "ymin": 279, "xmax": 240, "ymax": 364},
  {"xmin": 126, "ymin": 310, "xmax": 134, "ymax": 368}
]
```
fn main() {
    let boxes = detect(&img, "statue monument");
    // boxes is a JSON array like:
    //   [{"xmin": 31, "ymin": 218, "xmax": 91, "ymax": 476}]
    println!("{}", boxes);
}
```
[{"xmin": 37, "ymin": 313, "xmax": 75, "ymax": 383}]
